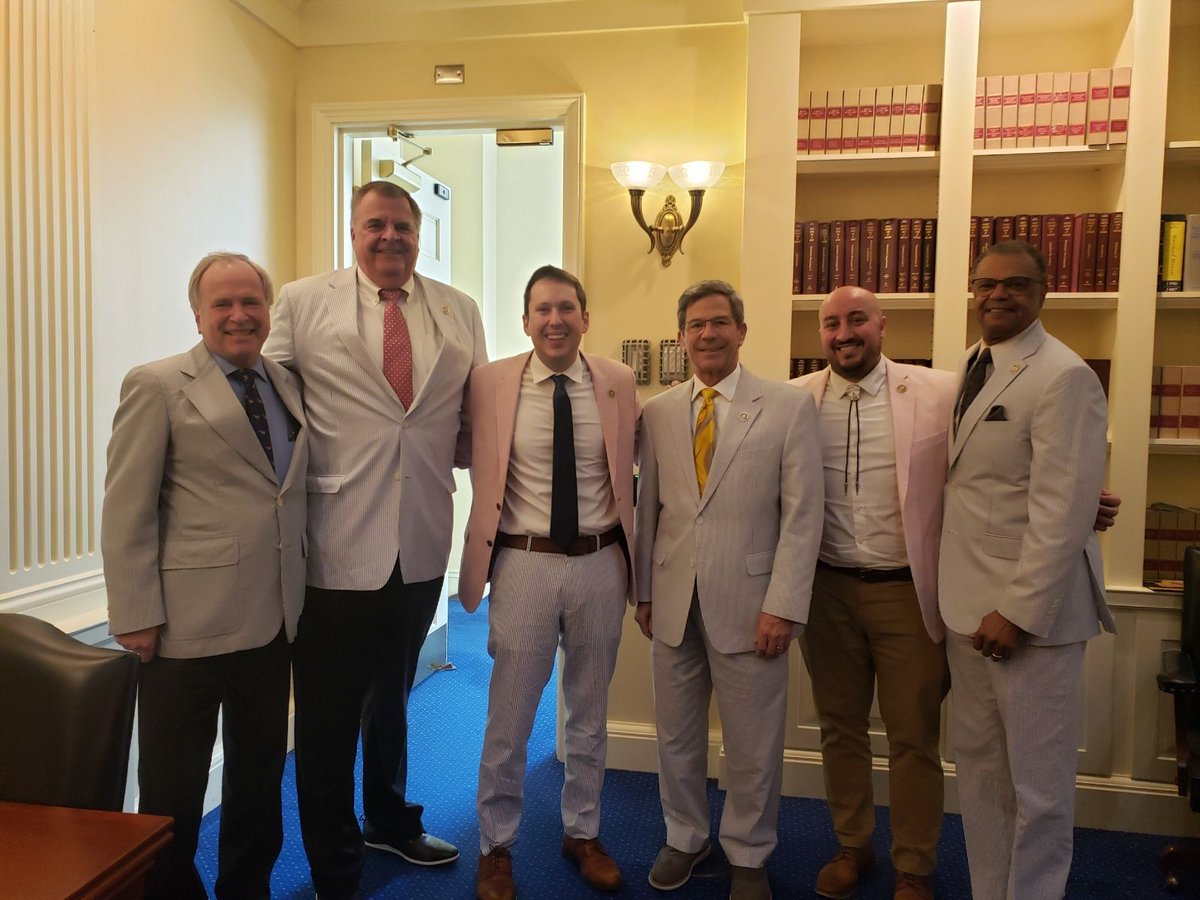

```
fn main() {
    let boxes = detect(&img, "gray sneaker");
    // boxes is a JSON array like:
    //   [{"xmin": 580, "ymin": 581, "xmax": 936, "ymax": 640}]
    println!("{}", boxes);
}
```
[
  {"xmin": 729, "ymin": 865, "xmax": 771, "ymax": 900},
  {"xmin": 648, "ymin": 840, "xmax": 712, "ymax": 891}
]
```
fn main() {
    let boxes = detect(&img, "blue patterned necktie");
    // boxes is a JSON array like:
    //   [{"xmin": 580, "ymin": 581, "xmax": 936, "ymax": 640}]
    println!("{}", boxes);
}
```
[{"xmin": 234, "ymin": 368, "xmax": 274, "ymax": 467}]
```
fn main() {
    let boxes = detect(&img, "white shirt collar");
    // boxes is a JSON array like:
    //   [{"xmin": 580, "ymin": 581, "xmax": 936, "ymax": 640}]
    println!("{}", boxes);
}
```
[
  {"xmin": 827, "ymin": 357, "xmax": 887, "ymax": 399},
  {"xmin": 691, "ymin": 364, "xmax": 741, "ymax": 402},
  {"xmin": 530, "ymin": 351, "xmax": 586, "ymax": 385},
  {"xmin": 358, "ymin": 267, "xmax": 416, "ymax": 303}
]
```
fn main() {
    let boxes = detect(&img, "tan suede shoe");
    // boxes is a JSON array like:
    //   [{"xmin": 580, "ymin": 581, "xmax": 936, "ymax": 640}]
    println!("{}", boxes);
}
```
[{"xmin": 814, "ymin": 845, "xmax": 877, "ymax": 899}]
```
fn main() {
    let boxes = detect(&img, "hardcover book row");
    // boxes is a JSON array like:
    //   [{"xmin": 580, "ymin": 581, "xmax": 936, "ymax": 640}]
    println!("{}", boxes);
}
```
[
  {"xmin": 797, "ymin": 84, "xmax": 941, "ymax": 155},
  {"xmin": 792, "ymin": 218, "xmax": 938, "ymax": 296},
  {"xmin": 1159, "ymin": 214, "xmax": 1200, "ymax": 292},
  {"xmin": 969, "ymin": 212, "xmax": 1122, "ymax": 293},
  {"xmin": 974, "ymin": 67, "xmax": 1130, "ymax": 149},
  {"xmin": 1145, "ymin": 504, "xmax": 1200, "ymax": 587},
  {"xmin": 1150, "ymin": 366, "xmax": 1200, "ymax": 440}
]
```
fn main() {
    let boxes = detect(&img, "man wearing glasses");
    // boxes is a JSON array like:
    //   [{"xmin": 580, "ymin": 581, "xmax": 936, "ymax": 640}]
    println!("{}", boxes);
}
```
[{"xmin": 939, "ymin": 240, "xmax": 1114, "ymax": 900}]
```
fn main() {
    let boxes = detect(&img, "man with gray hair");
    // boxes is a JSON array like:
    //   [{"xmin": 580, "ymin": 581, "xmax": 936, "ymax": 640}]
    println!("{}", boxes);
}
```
[
  {"xmin": 634, "ymin": 280, "xmax": 823, "ymax": 900},
  {"xmin": 103, "ymin": 252, "xmax": 308, "ymax": 897}
]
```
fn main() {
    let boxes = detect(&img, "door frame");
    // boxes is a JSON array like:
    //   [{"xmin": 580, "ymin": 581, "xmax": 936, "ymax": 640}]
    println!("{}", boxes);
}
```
[{"xmin": 308, "ymin": 94, "xmax": 584, "ymax": 280}]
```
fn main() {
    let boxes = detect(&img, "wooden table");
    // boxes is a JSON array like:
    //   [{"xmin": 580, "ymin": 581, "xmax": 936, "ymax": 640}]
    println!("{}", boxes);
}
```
[{"xmin": 0, "ymin": 801, "xmax": 173, "ymax": 899}]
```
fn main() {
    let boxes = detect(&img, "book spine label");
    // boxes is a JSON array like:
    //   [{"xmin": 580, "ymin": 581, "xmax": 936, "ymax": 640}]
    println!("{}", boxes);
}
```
[
  {"xmin": 1161, "ymin": 216, "xmax": 1186, "ymax": 291},
  {"xmin": 857, "ymin": 88, "xmax": 876, "ymax": 152},
  {"xmin": 1051, "ymin": 71, "xmax": 1071, "ymax": 146},
  {"xmin": 861, "ymin": 219, "xmax": 879, "ymax": 291},
  {"xmin": 1028, "ymin": 214, "xmax": 1043, "ymax": 254},
  {"xmin": 1017, "ymin": 72, "xmax": 1037, "ymax": 147},
  {"xmin": 810, "ymin": 90, "xmax": 827, "ymax": 154},
  {"xmin": 826, "ymin": 90, "xmax": 844, "ymax": 155},
  {"xmin": 879, "ymin": 218, "xmax": 899, "ymax": 292},
  {"xmin": 968, "ymin": 216, "xmax": 979, "ymax": 274},
  {"xmin": 1001, "ymin": 74, "xmax": 1019, "ymax": 148},
  {"xmin": 841, "ymin": 90, "xmax": 859, "ymax": 152},
  {"xmin": 1106, "ymin": 212, "xmax": 1122, "ymax": 290},
  {"xmin": 919, "ymin": 83, "xmax": 941, "ymax": 151},
  {"xmin": 874, "ymin": 87, "xmax": 892, "ymax": 152},
  {"xmin": 1059, "ymin": 213, "xmax": 1077, "ymax": 292},
  {"xmin": 797, "ymin": 91, "xmax": 811, "ymax": 153},
  {"xmin": 897, "ymin": 218, "xmax": 912, "ymax": 292},
  {"xmin": 1079, "ymin": 212, "xmax": 1098, "ymax": 292},
  {"xmin": 995, "ymin": 216, "xmax": 1014, "ymax": 242},
  {"xmin": 831, "ymin": 220, "xmax": 847, "ymax": 287},
  {"xmin": 921, "ymin": 218, "xmax": 936, "ymax": 292},
  {"xmin": 1087, "ymin": 67, "xmax": 1112, "ymax": 146},
  {"xmin": 847, "ymin": 219, "xmax": 862, "ymax": 286},
  {"xmin": 1044, "ymin": 214, "xmax": 1060, "ymax": 287},
  {"xmin": 973, "ymin": 77, "xmax": 985, "ymax": 149},
  {"xmin": 1095, "ymin": 213, "xmax": 1110, "ymax": 291},
  {"xmin": 1108, "ymin": 66, "xmax": 1131, "ymax": 145},
  {"xmin": 985, "ymin": 75, "xmax": 1004, "ymax": 149},
  {"xmin": 889, "ymin": 87, "xmax": 906, "ymax": 152},
  {"xmin": 908, "ymin": 217, "xmax": 924, "ymax": 292},
  {"xmin": 1015, "ymin": 214, "xmax": 1030, "ymax": 245},
  {"xmin": 803, "ymin": 220, "xmax": 820, "ymax": 295},
  {"xmin": 793, "ymin": 221, "xmax": 803, "ymax": 294},
  {"xmin": 902, "ymin": 84, "xmax": 922, "ymax": 151},
  {"xmin": 1068, "ymin": 71, "xmax": 1088, "ymax": 146},
  {"xmin": 818, "ymin": 221, "xmax": 832, "ymax": 294},
  {"xmin": 1034, "ymin": 71, "xmax": 1054, "ymax": 147}
]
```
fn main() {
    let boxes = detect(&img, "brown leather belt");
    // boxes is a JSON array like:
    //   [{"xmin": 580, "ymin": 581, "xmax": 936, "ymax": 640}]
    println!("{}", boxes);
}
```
[
  {"xmin": 817, "ymin": 559, "xmax": 913, "ymax": 584},
  {"xmin": 496, "ymin": 526, "xmax": 622, "ymax": 557}
]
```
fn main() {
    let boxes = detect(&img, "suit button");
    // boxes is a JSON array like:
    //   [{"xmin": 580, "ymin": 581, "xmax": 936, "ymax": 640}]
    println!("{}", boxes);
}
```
[
  {"xmin": 496, "ymin": 503, "xmax": 502, "ymax": 510},
  {"xmin": 486, "ymin": 540, "xmax": 493, "ymax": 547},
  {"xmin": 395, "ymin": 473, "xmax": 402, "ymax": 481}
]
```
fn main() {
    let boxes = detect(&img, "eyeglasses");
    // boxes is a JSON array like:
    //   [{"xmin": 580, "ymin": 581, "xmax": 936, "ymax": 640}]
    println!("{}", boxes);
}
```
[
  {"xmin": 683, "ymin": 316, "xmax": 735, "ymax": 335},
  {"xmin": 969, "ymin": 276, "xmax": 1045, "ymax": 296}
]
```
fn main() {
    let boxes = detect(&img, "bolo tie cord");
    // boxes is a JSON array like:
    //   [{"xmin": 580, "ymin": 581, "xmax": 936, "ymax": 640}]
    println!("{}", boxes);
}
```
[{"xmin": 844, "ymin": 385, "xmax": 861, "ymax": 495}]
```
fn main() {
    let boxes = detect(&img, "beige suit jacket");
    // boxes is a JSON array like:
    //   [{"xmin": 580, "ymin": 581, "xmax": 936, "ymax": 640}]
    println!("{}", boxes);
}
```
[
  {"xmin": 457, "ymin": 351, "xmax": 640, "ymax": 612},
  {"xmin": 264, "ymin": 268, "xmax": 488, "ymax": 589},
  {"xmin": 102, "ymin": 342, "xmax": 309, "ymax": 659},
  {"xmin": 634, "ymin": 368, "xmax": 824, "ymax": 654},
  {"xmin": 792, "ymin": 358, "xmax": 956, "ymax": 641},
  {"xmin": 938, "ymin": 320, "xmax": 1115, "ymax": 644}
]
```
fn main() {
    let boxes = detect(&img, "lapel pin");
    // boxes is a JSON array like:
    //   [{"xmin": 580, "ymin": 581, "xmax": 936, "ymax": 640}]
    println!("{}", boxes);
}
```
[
  {"xmin": 896, "ymin": 384, "xmax": 907, "ymax": 394},
  {"xmin": 441, "ymin": 305, "xmax": 450, "ymax": 315},
  {"xmin": 608, "ymin": 389, "xmax": 615, "ymax": 397},
  {"xmin": 739, "ymin": 412, "xmax": 749, "ymax": 421},
  {"xmin": 1010, "ymin": 364, "xmax": 1020, "ymax": 373}
]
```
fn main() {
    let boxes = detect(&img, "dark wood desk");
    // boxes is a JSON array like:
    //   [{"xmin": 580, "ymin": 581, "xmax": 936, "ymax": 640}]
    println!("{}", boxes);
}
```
[{"xmin": 0, "ymin": 801, "xmax": 172, "ymax": 899}]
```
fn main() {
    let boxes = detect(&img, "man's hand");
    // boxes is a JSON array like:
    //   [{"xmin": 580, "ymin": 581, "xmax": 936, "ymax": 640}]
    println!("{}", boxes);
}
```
[
  {"xmin": 970, "ymin": 611, "xmax": 1025, "ymax": 662},
  {"xmin": 115, "ymin": 626, "xmax": 160, "ymax": 663},
  {"xmin": 635, "ymin": 602, "xmax": 653, "ymax": 640},
  {"xmin": 1094, "ymin": 489, "xmax": 1121, "ymax": 531},
  {"xmin": 754, "ymin": 612, "xmax": 795, "ymax": 659}
]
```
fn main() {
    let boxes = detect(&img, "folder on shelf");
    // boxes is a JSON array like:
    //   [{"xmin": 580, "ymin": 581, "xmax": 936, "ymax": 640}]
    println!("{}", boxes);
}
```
[
  {"xmin": 1087, "ymin": 67, "xmax": 1112, "ymax": 146},
  {"xmin": 1001, "ymin": 74, "xmax": 1019, "ymax": 148},
  {"xmin": 1109, "ymin": 66, "xmax": 1131, "ymax": 145},
  {"xmin": 1068, "ymin": 71, "xmax": 1088, "ymax": 145},
  {"xmin": 1051, "ymin": 71, "xmax": 1071, "ymax": 146},
  {"xmin": 1017, "ymin": 73, "xmax": 1037, "ymax": 147},
  {"xmin": 1034, "ymin": 72, "xmax": 1054, "ymax": 147}
]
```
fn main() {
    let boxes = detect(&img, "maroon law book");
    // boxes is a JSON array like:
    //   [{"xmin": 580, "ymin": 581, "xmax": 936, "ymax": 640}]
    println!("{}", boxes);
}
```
[
  {"xmin": 861, "ymin": 219, "xmax": 880, "ymax": 291},
  {"xmin": 879, "ymin": 218, "xmax": 900, "ymax": 292},
  {"xmin": 897, "ymin": 218, "xmax": 912, "ymax": 293},
  {"xmin": 1105, "ymin": 211, "xmax": 1122, "ymax": 291}
]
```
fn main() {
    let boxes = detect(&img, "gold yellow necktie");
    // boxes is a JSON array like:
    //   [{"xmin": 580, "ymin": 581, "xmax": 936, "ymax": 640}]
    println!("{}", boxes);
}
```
[{"xmin": 694, "ymin": 388, "xmax": 717, "ymax": 495}]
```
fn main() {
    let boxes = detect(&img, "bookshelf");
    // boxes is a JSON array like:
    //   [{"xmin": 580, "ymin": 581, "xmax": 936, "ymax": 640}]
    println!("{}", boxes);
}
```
[{"xmin": 741, "ymin": 0, "xmax": 1200, "ymax": 818}]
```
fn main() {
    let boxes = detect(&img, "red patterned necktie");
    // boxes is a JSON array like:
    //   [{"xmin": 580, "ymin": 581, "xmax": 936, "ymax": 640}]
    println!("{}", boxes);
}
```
[{"xmin": 380, "ymin": 288, "xmax": 414, "ymax": 409}]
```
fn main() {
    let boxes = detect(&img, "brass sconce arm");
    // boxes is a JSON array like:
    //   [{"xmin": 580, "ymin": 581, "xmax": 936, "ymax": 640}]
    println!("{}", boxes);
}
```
[{"xmin": 611, "ymin": 160, "xmax": 724, "ymax": 268}]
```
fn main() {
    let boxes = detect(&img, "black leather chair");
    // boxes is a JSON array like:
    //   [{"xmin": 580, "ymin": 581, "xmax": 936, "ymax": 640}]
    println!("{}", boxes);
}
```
[
  {"xmin": 1158, "ymin": 546, "xmax": 1200, "ymax": 891},
  {"xmin": 0, "ymin": 612, "xmax": 139, "ymax": 812}
]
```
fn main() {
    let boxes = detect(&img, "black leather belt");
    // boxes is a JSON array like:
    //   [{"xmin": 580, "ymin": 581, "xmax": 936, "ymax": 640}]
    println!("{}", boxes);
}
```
[
  {"xmin": 817, "ymin": 560, "xmax": 913, "ymax": 583},
  {"xmin": 496, "ymin": 526, "xmax": 622, "ymax": 557}
]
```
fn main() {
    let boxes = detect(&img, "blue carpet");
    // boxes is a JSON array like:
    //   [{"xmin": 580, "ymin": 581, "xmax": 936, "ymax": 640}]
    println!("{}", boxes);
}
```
[{"xmin": 197, "ymin": 599, "xmax": 1184, "ymax": 898}]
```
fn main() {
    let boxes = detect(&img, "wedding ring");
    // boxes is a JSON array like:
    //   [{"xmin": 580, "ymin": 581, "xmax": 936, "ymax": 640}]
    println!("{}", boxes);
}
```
[{"xmin": 990, "ymin": 653, "xmax": 1003, "ymax": 660}]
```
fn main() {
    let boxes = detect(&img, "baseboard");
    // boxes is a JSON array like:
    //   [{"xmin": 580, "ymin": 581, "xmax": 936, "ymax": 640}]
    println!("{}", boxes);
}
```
[{"xmin": 606, "ymin": 724, "xmax": 1199, "ymax": 838}]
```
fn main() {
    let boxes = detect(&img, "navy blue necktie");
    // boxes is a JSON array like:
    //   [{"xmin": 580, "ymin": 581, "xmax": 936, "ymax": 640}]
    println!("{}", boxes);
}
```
[
  {"xmin": 550, "ymin": 374, "xmax": 578, "ymax": 551},
  {"xmin": 955, "ymin": 347, "xmax": 992, "ymax": 435},
  {"xmin": 234, "ymin": 368, "xmax": 274, "ymax": 467}
]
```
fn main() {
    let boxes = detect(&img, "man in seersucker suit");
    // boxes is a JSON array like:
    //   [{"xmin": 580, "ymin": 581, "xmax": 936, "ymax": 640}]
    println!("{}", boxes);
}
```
[
  {"xmin": 634, "ymin": 279, "xmax": 824, "ymax": 900},
  {"xmin": 458, "ymin": 265, "xmax": 639, "ymax": 900},
  {"xmin": 264, "ymin": 181, "xmax": 488, "ymax": 899},
  {"xmin": 103, "ymin": 252, "xmax": 308, "ymax": 898},
  {"xmin": 940, "ymin": 239, "xmax": 1113, "ymax": 900}
]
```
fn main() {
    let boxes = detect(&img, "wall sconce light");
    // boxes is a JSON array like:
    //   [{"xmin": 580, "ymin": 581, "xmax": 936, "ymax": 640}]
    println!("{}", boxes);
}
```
[{"xmin": 610, "ymin": 160, "xmax": 725, "ymax": 267}]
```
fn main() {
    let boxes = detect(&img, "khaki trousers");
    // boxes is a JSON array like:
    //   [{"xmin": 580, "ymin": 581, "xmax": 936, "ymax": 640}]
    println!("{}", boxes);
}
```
[{"xmin": 802, "ymin": 566, "xmax": 949, "ymax": 875}]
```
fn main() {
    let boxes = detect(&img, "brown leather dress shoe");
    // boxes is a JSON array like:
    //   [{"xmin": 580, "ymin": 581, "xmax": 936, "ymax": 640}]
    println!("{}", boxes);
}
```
[
  {"xmin": 561, "ymin": 835, "xmax": 623, "ymax": 891},
  {"xmin": 894, "ymin": 871, "xmax": 934, "ymax": 900},
  {"xmin": 814, "ymin": 845, "xmax": 877, "ymax": 899},
  {"xmin": 476, "ymin": 848, "xmax": 515, "ymax": 900}
]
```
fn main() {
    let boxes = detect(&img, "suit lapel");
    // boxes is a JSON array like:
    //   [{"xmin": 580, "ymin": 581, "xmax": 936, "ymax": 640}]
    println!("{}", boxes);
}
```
[
  {"xmin": 182, "ymin": 344, "xmax": 277, "ymax": 484},
  {"xmin": 809, "ymin": 368, "xmax": 831, "ymax": 408},
  {"xmin": 493, "ymin": 353, "xmax": 527, "ymax": 476},
  {"xmin": 264, "ymin": 357, "xmax": 307, "ymax": 492},
  {"xmin": 585, "ymin": 353, "xmax": 622, "ymax": 489},
  {"xmin": 887, "ymin": 359, "xmax": 915, "ymax": 507},
  {"xmin": 667, "ymin": 380, "xmax": 700, "ymax": 504},
  {"xmin": 699, "ymin": 371, "xmax": 762, "ymax": 513},
  {"xmin": 407, "ymin": 275, "xmax": 450, "ymax": 413},
  {"xmin": 328, "ymin": 270, "xmax": 405, "ymax": 415}
]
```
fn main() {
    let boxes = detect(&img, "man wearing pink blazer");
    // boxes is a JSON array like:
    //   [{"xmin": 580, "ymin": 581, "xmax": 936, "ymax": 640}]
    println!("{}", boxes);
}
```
[
  {"xmin": 458, "ymin": 266, "xmax": 640, "ymax": 900},
  {"xmin": 792, "ymin": 286, "xmax": 954, "ymax": 900}
]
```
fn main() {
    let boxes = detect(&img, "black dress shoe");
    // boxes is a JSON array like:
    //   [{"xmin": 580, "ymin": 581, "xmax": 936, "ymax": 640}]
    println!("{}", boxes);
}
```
[{"xmin": 362, "ymin": 823, "xmax": 460, "ymax": 866}]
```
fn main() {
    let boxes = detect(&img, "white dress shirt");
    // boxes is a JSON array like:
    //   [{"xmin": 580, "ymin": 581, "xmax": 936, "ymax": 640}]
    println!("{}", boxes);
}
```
[
  {"xmin": 689, "ymin": 365, "xmax": 742, "ymax": 438},
  {"xmin": 356, "ymin": 267, "xmax": 440, "ymax": 397},
  {"xmin": 818, "ymin": 359, "xmax": 908, "ymax": 569},
  {"xmin": 499, "ymin": 353, "xmax": 619, "ymax": 537}
]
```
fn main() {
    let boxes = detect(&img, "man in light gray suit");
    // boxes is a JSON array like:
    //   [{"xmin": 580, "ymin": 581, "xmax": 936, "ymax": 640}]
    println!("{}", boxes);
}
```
[
  {"xmin": 940, "ymin": 240, "xmax": 1113, "ymax": 900},
  {"xmin": 103, "ymin": 252, "xmax": 308, "ymax": 897},
  {"xmin": 265, "ymin": 181, "xmax": 488, "ymax": 899},
  {"xmin": 634, "ymin": 280, "xmax": 823, "ymax": 900}
]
